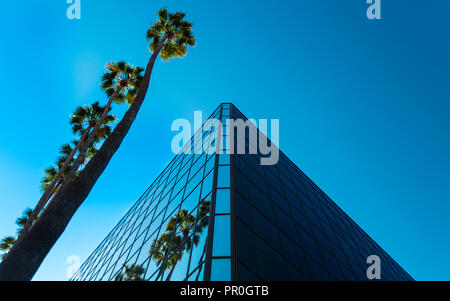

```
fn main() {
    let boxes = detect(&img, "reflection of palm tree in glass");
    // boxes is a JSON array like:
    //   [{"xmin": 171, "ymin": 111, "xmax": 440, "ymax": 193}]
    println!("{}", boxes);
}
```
[
  {"xmin": 150, "ymin": 200, "xmax": 210, "ymax": 280},
  {"xmin": 149, "ymin": 233, "xmax": 180, "ymax": 279},
  {"xmin": 114, "ymin": 263, "xmax": 146, "ymax": 281}
]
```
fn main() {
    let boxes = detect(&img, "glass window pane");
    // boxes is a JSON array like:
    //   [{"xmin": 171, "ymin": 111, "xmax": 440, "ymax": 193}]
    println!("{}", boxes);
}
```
[
  {"xmin": 215, "ymin": 188, "xmax": 230, "ymax": 214},
  {"xmin": 233, "ymin": 168, "xmax": 248, "ymax": 199},
  {"xmin": 217, "ymin": 166, "xmax": 230, "ymax": 188},
  {"xmin": 219, "ymin": 154, "xmax": 230, "ymax": 165},
  {"xmin": 274, "ymin": 205, "xmax": 297, "ymax": 239},
  {"xmin": 252, "ymin": 209, "xmax": 280, "ymax": 250},
  {"xmin": 254, "ymin": 235, "xmax": 288, "ymax": 280},
  {"xmin": 237, "ymin": 220, "xmax": 256, "ymax": 272},
  {"xmin": 237, "ymin": 262, "xmax": 258, "ymax": 281},
  {"xmin": 279, "ymin": 232, "xmax": 310, "ymax": 278},
  {"xmin": 211, "ymin": 259, "xmax": 231, "ymax": 281},
  {"xmin": 213, "ymin": 215, "xmax": 230, "ymax": 257},
  {"xmin": 201, "ymin": 170, "xmax": 214, "ymax": 200},
  {"xmin": 236, "ymin": 192, "xmax": 252, "ymax": 224},
  {"xmin": 248, "ymin": 183, "xmax": 274, "ymax": 221}
]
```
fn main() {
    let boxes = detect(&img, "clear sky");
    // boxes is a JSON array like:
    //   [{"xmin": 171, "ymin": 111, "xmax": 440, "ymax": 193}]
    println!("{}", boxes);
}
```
[{"xmin": 0, "ymin": 0, "xmax": 449, "ymax": 281}]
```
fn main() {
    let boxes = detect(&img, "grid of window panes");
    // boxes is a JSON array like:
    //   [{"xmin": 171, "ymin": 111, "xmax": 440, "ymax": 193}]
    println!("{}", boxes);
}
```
[
  {"xmin": 229, "ymin": 104, "xmax": 413, "ymax": 281},
  {"xmin": 71, "ymin": 104, "xmax": 230, "ymax": 281},
  {"xmin": 208, "ymin": 104, "xmax": 232, "ymax": 280}
]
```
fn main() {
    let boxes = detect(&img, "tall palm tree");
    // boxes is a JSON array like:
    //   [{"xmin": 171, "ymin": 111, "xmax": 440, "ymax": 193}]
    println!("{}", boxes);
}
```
[
  {"xmin": 53, "ymin": 102, "xmax": 114, "ymax": 193},
  {"xmin": 58, "ymin": 101, "xmax": 116, "ymax": 183},
  {"xmin": 62, "ymin": 63, "xmax": 143, "ymax": 189},
  {"xmin": 114, "ymin": 263, "xmax": 146, "ymax": 281},
  {"xmin": 0, "ymin": 8, "xmax": 195, "ymax": 281},
  {"xmin": 20, "ymin": 103, "xmax": 116, "ymax": 237}
]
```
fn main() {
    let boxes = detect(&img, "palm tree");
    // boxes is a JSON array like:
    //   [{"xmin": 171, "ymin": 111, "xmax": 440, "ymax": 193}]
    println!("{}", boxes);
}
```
[
  {"xmin": 20, "ymin": 103, "xmax": 116, "ymax": 237},
  {"xmin": 61, "ymin": 63, "xmax": 143, "ymax": 189},
  {"xmin": 114, "ymin": 263, "xmax": 146, "ymax": 281},
  {"xmin": 0, "ymin": 8, "xmax": 195, "ymax": 281},
  {"xmin": 164, "ymin": 200, "xmax": 210, "ymax": 280},
  {"xmin": 40, "ymin": 143, "xmax": 76, "ymax": 193},
  {"xmin": 57, "ymin": 101, "xmax": 116, "ymax": 183},
  {"xmin": 40, "ymin": 167, "xmax": 58, "ymax": 193},
  {"xmin": 149, "ymin": 200, "xmax": 210, "ymax": 281},
  {"xmin": 150, "ymin": 233, "xmax": 181, "ymax": 280},
  {"xmin": 146, "ymin": 9, "xmax": 195, "ymax": 61},
  {"xmin": 1, "ymin": 208, "xmax": 33, "ymax": 260},
  {"xmin": 40, "ymin": 142, "xmax": 98, "ymax": 196},
  {"xmin": 0, "ymin": 237, "xmax": 16, "ymax": 260},
  {"xmin": 101, "ymin": 61, "xmax": 143, "ymax": 105},
  {"xmin": 71, "ymin": 101, "xmax": 117, "ymax": 146},
  {"xmin": 15, "ymin": 208, "xmax": 33, "ymax": 234}
]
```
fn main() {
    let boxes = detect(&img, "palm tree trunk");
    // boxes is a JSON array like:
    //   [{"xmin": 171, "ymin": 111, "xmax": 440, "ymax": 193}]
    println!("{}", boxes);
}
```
[
  {"xmin": 42, "ymin": 138, "xmax": 91, "ymax": 214},
  {"xmin": 0, "ymin": 34, "xmax": 169, "ymax": 281},
  {"xmin": 18, "ymin": 125, "xmax": 93, "ymax": 238}
]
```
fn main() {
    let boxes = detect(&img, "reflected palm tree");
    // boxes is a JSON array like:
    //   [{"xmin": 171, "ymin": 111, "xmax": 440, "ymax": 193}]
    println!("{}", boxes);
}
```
[
  {"xmin": 149, "ymin": 199, "xmax": 210, "ymax": 281},
  {"xmin": 114, "ymin": 263, "xmax": 146, "ymax": 281},
  {"xmin": 150, "ymin": 233, "xmax": 180, "ymax": 280}
]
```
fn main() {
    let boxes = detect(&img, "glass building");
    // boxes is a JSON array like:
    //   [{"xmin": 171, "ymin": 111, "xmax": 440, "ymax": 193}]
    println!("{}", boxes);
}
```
[{"xmin": 71, "ymin": 103, "xmax": 413, "ymax": 281}]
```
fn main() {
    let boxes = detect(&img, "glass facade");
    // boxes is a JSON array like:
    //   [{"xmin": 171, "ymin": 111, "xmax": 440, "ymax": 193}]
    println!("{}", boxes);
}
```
[{"xmin": 72, "ymin": 103, "xmax": 413, "ymax": 281}]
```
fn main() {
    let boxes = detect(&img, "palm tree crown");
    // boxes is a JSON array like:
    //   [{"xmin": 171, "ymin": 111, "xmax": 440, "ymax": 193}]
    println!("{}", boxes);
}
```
[
  {"xmin": 0, "ymin": 237, "xmax": 16, "ymax": 260},
  {"xmin": 70, "ymin": 101, "xmax": 116, "ymax": 141},
  {"xmin": 15, "ymin": 208, "xmax": 32, "ymax": 234},
  {"xmin": 1, "ymin": 208, "xmax": 32, "ymax": 260},
  {"xmin": 146, "ymin": 8, "xmax": 196, "ymax": 61},
  {"xmin": 101, "ymin": 62, "xmax": 144, "ymax": 105},
  {"xmin": 40, "ymin": 141, "xmax": 98, "ymax": 192}
]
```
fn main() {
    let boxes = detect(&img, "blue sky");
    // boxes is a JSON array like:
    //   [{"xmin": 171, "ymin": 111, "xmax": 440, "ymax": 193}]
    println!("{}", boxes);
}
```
[{"xmin": 0, "ymin": 0, "xmax": 449, "ymax": 280}]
